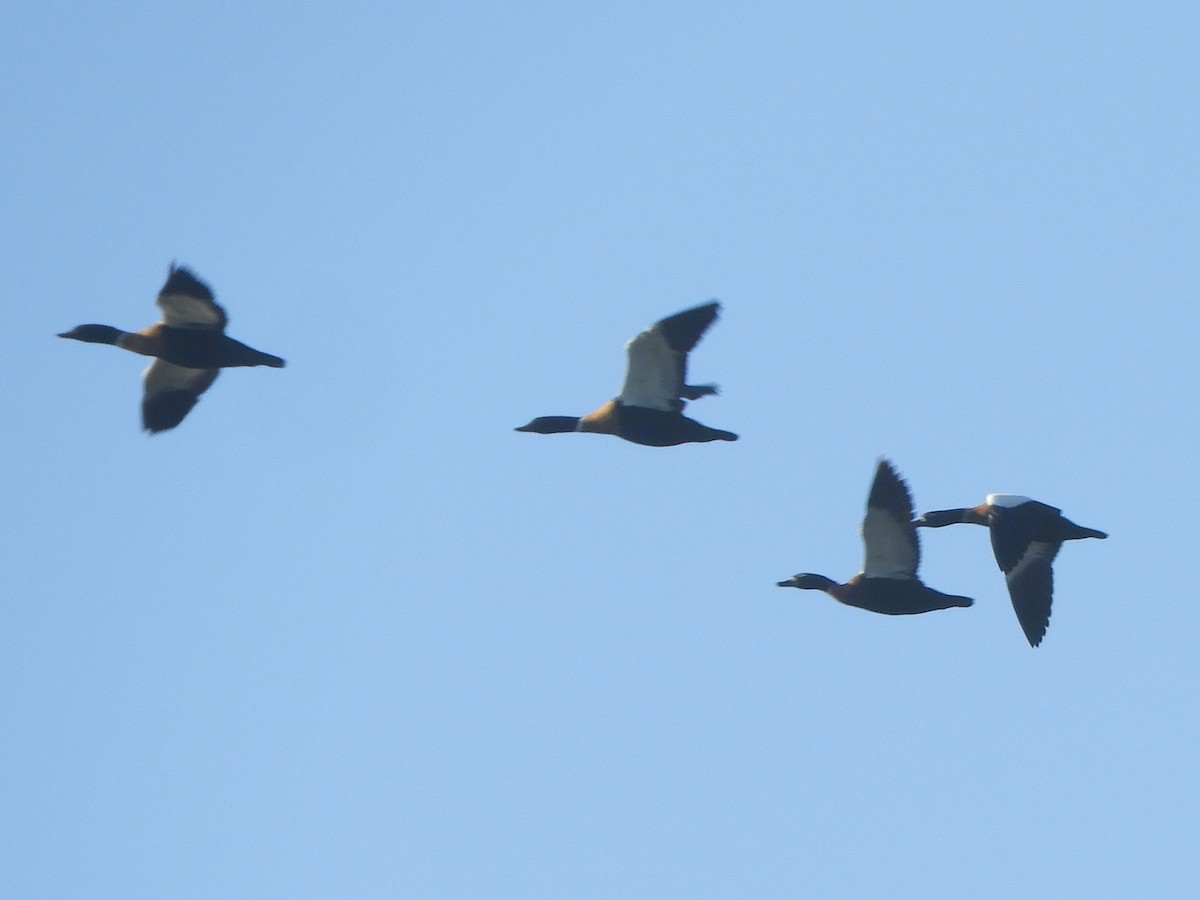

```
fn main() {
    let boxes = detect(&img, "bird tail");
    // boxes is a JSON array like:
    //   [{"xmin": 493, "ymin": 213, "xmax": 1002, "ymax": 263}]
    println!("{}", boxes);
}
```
[{"xmin": 1064, "ymin": 519, "xmax": 1107, "ymax": 541}]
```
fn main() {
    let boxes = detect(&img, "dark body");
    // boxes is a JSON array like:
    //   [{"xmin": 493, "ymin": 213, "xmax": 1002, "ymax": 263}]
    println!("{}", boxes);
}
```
[
  {"xmin": 133, "ymin": 324, "xmax": 284, "ymax": 370},
  {"xmin": 777, "ymin": 460, "xmax": 974, "ymax": 618},
  {"xmin": 916, "ymin": 497, "xmax": 1107, "ymax": 646},
  {"xmin": 813, "ymin": 573, "xmax": 974, "ymax": 615},
  {"xmin": 515, "ymin": 302, "xmax": 737, "ymax": 447},
  {"xmin": 58, "ymin": 264, "xmax": 284, "ymax": 433}
]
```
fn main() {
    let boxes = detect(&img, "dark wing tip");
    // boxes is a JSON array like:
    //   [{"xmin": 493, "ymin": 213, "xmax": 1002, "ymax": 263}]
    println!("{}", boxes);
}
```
[
  {"xmin": 142, "ymin": 389, "xmax": 201, "ymax": 433},
  {"xmin": 1006, "ymin": 559, "xmax": 1054, "ymax": 647},
  {"xmin": 653, "ymin": 301, "xmax": 721, "ymax": 354},
  {"xmin": 868, "ymin": 457, "xmax": 916, "ymax": 523},
  {"xmin": 162, "ymin": 264, "xmax": 215, "ymax": 302}
]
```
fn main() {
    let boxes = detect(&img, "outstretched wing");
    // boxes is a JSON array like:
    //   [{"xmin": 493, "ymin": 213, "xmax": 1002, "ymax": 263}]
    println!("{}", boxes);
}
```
[
  {"xmin": 142, "ymin": 359, "xmax": 219, "ymax": 433},
  {"xmin": 861, "ymin": 458, "xmax": 920, "ymax": 579},
  {"xmin": 155, "ymin": 264, "xmax": 228, "ymax": 331},
  {"xmin": 618, "ymin": 302, "xmax": 720, "ymax": 411}
]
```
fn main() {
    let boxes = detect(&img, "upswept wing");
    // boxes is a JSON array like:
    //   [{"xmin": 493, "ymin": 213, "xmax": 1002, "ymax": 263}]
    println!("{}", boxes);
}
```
[
  {"xmin": 156, "ymin": 265, "xmax": 228, "ymax": 331},
  {"xmin": 618, "ymin": 302, "xmax": 719, "ymax": 411},
  {"xmin": 861, "ymin": 459, "xmax": 920, "ymax": 579}
]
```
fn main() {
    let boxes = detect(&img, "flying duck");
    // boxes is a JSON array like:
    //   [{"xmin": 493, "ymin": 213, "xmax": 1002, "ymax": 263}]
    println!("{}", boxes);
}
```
[
  {"xmin": 915, "ymin": 495, "xmax": 1107, "ymax": 647},
  {"xmin": 777, "ymin": 459, "xmax": 974, "ymax": 616},
  {"xmin": 58, "ymin": 265, "xmax": 285, "ymax": 433},
  {"xmin": 515, "ymin": 301, "xmax": 737, "ymax": 447}
]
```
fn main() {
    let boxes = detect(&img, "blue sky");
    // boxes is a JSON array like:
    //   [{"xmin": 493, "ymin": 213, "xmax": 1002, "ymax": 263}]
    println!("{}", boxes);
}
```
[{"xmin": 2, "ymin": 2, "xmax": 1196, "ymax": 897}]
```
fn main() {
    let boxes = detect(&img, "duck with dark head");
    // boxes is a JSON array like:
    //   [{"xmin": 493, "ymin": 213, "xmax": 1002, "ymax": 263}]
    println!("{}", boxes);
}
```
[
  {"xmin": 777, "ymin": 459, "xmax": 974, "ymax": 617},
  {"xmin": 58, "ymin": 264, "xmax": 285, "ymax": 433},
  {"xmin": 515, "ymin": 301, "xmax": 737, "ymax": 447}
]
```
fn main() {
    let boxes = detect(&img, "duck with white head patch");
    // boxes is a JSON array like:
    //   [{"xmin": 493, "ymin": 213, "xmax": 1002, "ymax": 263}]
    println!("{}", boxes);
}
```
[{"xmin": 915, "ymin": 493, "xmax": 1107, "ymax": 647}]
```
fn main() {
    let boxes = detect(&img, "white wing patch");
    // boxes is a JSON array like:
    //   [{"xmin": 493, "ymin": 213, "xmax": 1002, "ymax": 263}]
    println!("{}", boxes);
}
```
[
  {"xmin": 157, "ymin": 292, "xmax": 226, "ymax": 330},
  {"xmin": 987, "ymin": 493, "xmax": 1033, "ymax": 508},
  {"xmin": 861, "ymin": 505, "xmax": 918, "ymax": 580},
  {"xmin": 143, "ymin": 359, "xmax": 218, "ymax": 397},
  {"xmin": 618, "ymin": 327, "xmax": 682, "ymax": 411}
]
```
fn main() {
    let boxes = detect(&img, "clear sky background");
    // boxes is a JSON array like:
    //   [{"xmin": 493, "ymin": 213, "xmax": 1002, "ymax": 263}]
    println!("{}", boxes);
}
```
[{"xmin": 2, "ymin": 2, "xmax": 1196, "ymax": 897}]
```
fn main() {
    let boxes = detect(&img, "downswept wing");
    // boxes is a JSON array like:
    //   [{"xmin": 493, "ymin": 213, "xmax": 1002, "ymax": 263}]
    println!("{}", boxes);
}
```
[
  {"xmin": 156, "ymin": 265, "xmax": 228, "ymax": 331},
  {"xmin": 142, "ymin": 359, "xmax": 219, "ymax": 433},
  {"xmin": 618, "ymin": 302, "xmax": 720, "ymax": 411},
  {"xmin": 1004, "ymin": 540, "xmax": 1060, "ymax": 646},
  {"xmin": 860, "ymin": 459, "xmax": 921, "ymax": 580},
  {"xmin": 988, "ymin": 500, "xmax": 1061, "ymax": 573}
]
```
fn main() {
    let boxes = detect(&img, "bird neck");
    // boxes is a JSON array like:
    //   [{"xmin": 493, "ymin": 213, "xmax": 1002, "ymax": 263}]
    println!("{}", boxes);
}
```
[
  {"xmin": 919, "ymin": 507, "xmax": 987, "ymax": 527},
  {"xmin": 115, "ymin": 331, "xmax": 159, "ymax": 357}
]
